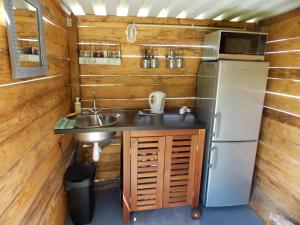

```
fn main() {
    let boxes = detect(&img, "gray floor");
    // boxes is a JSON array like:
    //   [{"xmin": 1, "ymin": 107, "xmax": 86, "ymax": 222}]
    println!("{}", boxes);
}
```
[{"xmin": 66, "ymin": 187, "xmax": 265, "ymax": 225}]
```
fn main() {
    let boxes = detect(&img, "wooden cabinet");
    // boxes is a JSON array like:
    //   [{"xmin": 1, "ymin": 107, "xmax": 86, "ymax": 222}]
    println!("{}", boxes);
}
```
[
  {"xmin": 122, "ymin": 129, "xmax": 205, "ymax": 224},
  {"xmin": 130, "ymin": 136, "xmax": 165, "ymax": 211}
]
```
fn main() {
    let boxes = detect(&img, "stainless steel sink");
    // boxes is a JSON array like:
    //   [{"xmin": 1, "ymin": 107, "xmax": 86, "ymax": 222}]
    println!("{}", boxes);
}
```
[
  {"xmin": 76, "ymin": 114, "xmax": 120, "ymax": 128},
  {"xmin": 74, "ymin": 113, "xmax": 120, "ymax": 143}
]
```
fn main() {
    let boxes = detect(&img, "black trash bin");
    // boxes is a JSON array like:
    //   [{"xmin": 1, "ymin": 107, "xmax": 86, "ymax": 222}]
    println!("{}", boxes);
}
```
[{"xmin": 64, "ymin": 162, "xmax": 96, "ymax": 225}]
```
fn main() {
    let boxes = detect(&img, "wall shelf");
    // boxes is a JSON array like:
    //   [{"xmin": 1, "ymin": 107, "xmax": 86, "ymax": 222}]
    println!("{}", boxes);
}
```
[
  {"xmin": 79, "ymin": 57, "xmax": 121, "ymax": 65},
  {"xmin": 78, "ymin": 40, "xmax": 121, "ymax": 65},
  {"xmin": 19, "ymin": 54, "xmax": 40, "ymax": 62},
  {"xmin": 140, "ymin": 43, "xmax": 211, "ymax": 49}
]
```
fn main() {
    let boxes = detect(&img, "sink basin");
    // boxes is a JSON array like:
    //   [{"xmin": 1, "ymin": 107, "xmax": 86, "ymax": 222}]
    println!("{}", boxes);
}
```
[
  {"xmin": 75, "ymin": 131, "xmax": 116, "ymax": 143},
  {"xmin": 74, "ymin": 113, "xmax": 120, "ymax": 143},
  {"xmin": 75, "ymin": 113, "xmax": 120, "ymax": 128}
]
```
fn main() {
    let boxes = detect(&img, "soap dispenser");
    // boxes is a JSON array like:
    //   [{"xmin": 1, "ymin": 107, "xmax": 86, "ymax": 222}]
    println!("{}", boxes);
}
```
[{"xmin": 75, "ymin": 97, "xmax": 81, "ymax": 113}]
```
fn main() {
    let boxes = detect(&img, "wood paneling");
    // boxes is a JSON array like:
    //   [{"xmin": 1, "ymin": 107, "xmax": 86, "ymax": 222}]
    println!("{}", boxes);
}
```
[
  {"xmin": 81, "ymin": 85, "xmax": 195, "ymax": 99},
  {"xmin": 264, "ymin": 93, "xmax": 300, "ymax": 115},
  {"xmin": 84, "ymin": 143, "xmax": 121, "ymax": 180},
  {"xmin": 77, "ymin": 16, "xmax": 252, "ymax": 110},
  {"xmin": 268, "ymin": 68, "xmax": 300, "ymax": 79},
  {"xmin": 79, "ymin": 58, "xmax": 200, "ymax": 75},
  {"xmin": 81, "ymin": 75, "xmax": 195, "ymax": 85},
  {"xmin": 122, "ymin": 131, "xmax": 131, "ymax": 224},
  {"xmin": 265, "ymin": 53, "xmax": 300, "ymax": 67},
  {"xmin": 83, "ymin": 98, "xmax": 195, "ymax": 109},
  {"xmin": 163, "ymin": 135, "xmax": 198, "ymax": 208},
  {"xmin": 0, "ymin": 0, "xmax": 69, "ymax": 84},
  {"xmin": 130, "ymin": 136, "xmax": 165, "ymax": 211},
  {"xmin": 68, "ymin": 15, "xmax": 80, "ymax": 105},
  {"xmin": 250, "ymin": 9, "xmax": 300, "ymax": 225},
  {"xmin": 77, "ymin": 15, "xmax": 256, "ymax": 30},
  {"xmin": 267, "ymin": 78, "xmax": 300, "ymax": 96},
  {"xmin": 0, "ymin": 0, "xmax": 72, "ymax": 224},
  {"xmin": 14, "ymin": 9, "xmax": 38, "ymax": 37}
]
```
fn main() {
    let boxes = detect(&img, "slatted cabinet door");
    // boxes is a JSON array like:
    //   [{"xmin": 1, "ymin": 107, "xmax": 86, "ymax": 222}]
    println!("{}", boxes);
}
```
[
  {"xmin": 130, "ymin": 136, "xmax": 165, "ymax": 211},
  {"xmin": 163, "ymin": 135, "xmax": 198, "ymax": 208}
]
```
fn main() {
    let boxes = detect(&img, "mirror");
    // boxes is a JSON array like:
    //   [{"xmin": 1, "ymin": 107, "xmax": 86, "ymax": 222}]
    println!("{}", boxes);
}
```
[
  {"xmin": 3, "ymin": 0, "xmax": 47, "ymax": 79},
  {"xmin": 14, "ymin": 0, "xmax": 41, "ymax": 67}
]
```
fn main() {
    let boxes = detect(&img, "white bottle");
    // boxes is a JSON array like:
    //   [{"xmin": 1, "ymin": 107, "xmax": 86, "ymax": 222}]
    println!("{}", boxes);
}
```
[{"xmin": 75, "ymin": 97, "xmax": 81, "ymax": 113}]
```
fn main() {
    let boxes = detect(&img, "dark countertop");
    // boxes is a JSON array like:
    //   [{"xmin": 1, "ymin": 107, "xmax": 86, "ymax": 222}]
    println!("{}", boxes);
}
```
[{"xmin": 54, "ymin": 110, "xmax": 206, "ymax": 134}]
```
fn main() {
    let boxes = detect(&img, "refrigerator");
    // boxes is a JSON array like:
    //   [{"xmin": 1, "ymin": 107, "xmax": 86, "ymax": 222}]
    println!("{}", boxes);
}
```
[{"xmin": 196, "ymin": 60, "xmax": 269, "ymax": 207}]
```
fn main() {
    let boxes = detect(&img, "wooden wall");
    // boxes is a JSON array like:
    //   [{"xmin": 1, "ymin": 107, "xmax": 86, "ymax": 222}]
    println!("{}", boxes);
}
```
[
  {"xmin": 0, "ymin": 0, "xmax": 72, "ymax": 224},
  {"xmin": 250, "ymin": 8, "xmax": 300, "ymax": 224},
  {"xmin": 84, "ymin": 141, "xmax": 121, "ymax": 181},
  {"xmin": 76, "ymin": 16, "xmax": 255, "ymax": 110},
  {"xmin": 14, "ymin": 9, "xmax": 38, "ymax": 37},
  {"xmin": 74, "ymin": 16, "xmax": 254, "ymax": 181}
]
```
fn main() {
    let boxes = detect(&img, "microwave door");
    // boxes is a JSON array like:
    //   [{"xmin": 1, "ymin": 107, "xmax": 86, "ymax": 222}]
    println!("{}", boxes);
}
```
[{"xmin": 220, "ymin": 32, "xmax": 267, "ymax": 56}]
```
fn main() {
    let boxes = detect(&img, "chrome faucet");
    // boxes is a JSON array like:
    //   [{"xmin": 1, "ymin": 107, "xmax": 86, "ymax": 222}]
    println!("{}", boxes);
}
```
[{"xmin": 88, "ymin": 88, "xmax": 101, "ymax": 115}]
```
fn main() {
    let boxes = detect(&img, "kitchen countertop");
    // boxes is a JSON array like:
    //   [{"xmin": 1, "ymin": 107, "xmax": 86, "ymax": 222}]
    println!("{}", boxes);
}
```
[{"xmin": 54, "ymin": 110, "xmax": 206, "ymax": 134}]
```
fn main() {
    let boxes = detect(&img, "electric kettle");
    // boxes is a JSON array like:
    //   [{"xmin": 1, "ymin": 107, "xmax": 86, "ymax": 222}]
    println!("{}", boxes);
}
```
[{"xmin": 149, "ymin": 91, "xmax": 166, "ymax": 114}]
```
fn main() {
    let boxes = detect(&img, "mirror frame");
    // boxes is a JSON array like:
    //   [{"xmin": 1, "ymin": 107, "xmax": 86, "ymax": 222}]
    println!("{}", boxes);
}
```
[{"xmin": 3, "ymin": 0, "xmax": 47, "ymax": 79}]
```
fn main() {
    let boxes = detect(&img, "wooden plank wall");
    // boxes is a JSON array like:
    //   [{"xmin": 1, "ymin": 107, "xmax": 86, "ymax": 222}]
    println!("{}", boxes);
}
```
[
  {"xmin": 250, "ymin": 8, "xmax": 300, "ymax": 224},
  {"xmin": 77, "ymin": 16, "xmax": 255, "ymax": 110},
  {"xmin": 0, "ymin": 0, "xmax": 72, "ymax": 224},
  {"xmin": 76, "ymin": 16, "xmax": 254, "ymax": 181},
  {"xmin": 84, "ymin": 141, "xmax": 121, "ymax": 181}
]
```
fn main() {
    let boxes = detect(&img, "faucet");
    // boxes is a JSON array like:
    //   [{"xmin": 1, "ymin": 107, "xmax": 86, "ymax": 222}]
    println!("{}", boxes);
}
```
[{"xmin": 88, "ymin": 88, "xmax": 101, "ymax": 115}]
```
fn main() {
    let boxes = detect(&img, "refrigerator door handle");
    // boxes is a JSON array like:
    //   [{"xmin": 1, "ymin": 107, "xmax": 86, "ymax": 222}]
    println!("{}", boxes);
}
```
[
  {"xmin": 209, "ymin": 146, "xmax": 218, "ymax": 169},
  {"xmin": 212, "ymin": 113, "xmax": 221, "ymax": 138}
]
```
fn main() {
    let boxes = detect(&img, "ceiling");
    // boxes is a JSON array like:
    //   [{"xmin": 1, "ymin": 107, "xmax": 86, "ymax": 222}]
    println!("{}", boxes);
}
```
[{"xmin": 59, "ymin": 0, "xmax": 300, "ymax": 23}]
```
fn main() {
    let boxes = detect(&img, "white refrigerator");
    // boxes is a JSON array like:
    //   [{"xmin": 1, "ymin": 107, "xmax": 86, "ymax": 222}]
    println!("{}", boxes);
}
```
[{"xmin": 196, "ymin": 60, "xmax": 269, "ymax": 207}]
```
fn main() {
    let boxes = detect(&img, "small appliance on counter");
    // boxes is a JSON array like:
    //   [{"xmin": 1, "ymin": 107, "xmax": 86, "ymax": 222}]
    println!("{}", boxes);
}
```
[
  {"xmin": 179, "ymin": 106, "xmax": 191, "ymax": 115},
  {"xmin": 148, "ymin": 91, "xmax": 166, "ymax": 114}
]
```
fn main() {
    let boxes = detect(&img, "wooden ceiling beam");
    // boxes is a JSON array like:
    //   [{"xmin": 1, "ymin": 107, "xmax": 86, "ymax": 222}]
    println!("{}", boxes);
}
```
[{"xmin": 77, "ymin": 15, "xmax": 257, "ymax": 30}]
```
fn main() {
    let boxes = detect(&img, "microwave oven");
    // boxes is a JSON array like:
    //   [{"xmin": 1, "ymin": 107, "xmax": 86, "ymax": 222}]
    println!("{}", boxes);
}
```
[{"xmin": 203, "ymin": 30, "xmax": 268, "ymax": 61}]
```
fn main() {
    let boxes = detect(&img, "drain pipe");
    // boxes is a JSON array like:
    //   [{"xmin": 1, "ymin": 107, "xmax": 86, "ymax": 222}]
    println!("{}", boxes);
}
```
[
  {"xmin": 93, "ymin": 142, "xmax": 101, "ymax": 161},
  {"xmin": 82, "ymin": 139, "xmax": 113, "ymax": 162}
]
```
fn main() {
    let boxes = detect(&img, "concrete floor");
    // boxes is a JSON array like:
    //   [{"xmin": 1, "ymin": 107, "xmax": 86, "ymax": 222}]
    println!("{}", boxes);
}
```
[{"xmin": 66, "ymin": 187, "xmax": 265, "ymax": 225}]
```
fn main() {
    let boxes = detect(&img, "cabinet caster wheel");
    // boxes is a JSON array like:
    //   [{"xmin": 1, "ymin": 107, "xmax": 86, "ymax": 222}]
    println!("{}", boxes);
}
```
[{"xmin": 192, "ymin": 208, "xmax": 201, "ymax": 220}]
